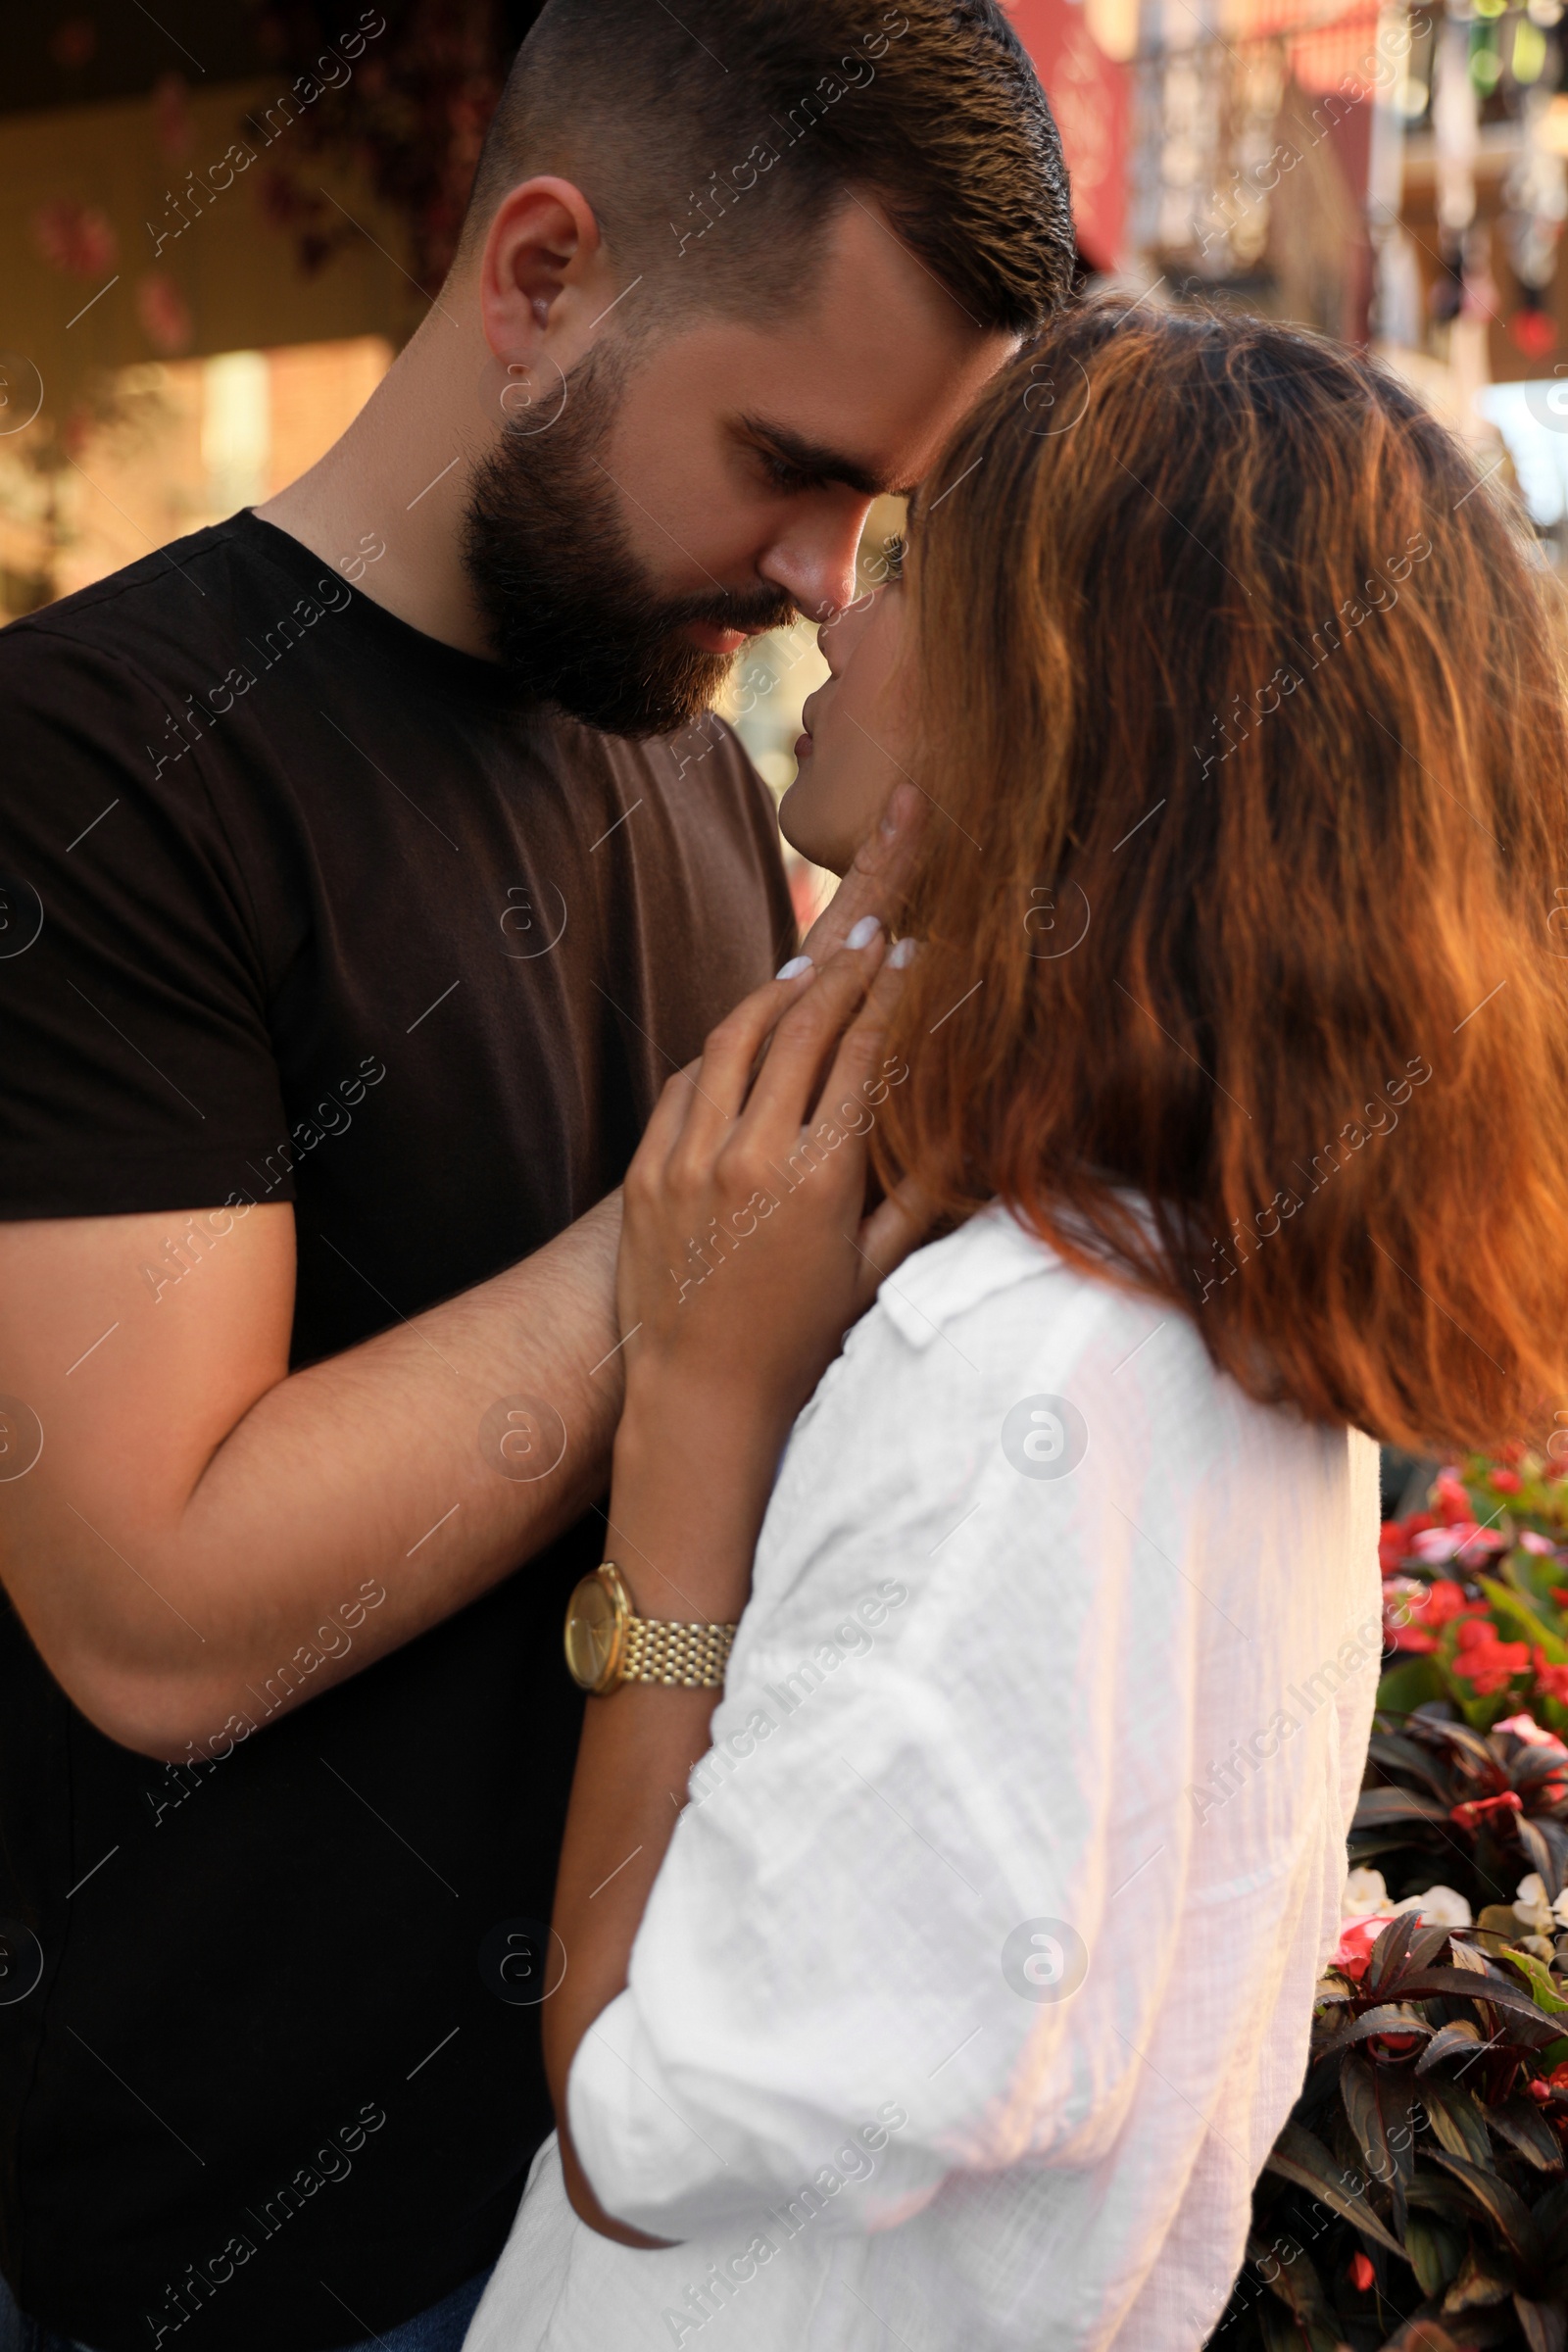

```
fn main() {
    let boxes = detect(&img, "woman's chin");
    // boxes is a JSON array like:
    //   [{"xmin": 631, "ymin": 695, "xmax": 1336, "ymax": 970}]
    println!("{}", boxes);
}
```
[{"xmin": 778, "ymin": 787, "xmax": 851, "ymax": 879}]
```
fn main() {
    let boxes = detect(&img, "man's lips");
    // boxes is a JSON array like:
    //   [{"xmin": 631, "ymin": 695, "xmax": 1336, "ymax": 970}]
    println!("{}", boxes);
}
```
[{"xmin": 686, "ymin": 619, "xmax": 756, "ymax": 656}]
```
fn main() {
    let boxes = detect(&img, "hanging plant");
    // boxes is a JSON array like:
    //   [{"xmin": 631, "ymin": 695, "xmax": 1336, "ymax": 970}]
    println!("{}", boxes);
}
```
[{"xmin": 243, "ymin": 0, "xmax": 545, "ymax": 297}]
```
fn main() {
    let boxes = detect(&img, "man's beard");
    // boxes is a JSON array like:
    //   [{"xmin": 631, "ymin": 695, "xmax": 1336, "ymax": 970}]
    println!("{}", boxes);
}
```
[{"xmin": 462, "ymin": 341, "xmax": 797, "ymax": 738}]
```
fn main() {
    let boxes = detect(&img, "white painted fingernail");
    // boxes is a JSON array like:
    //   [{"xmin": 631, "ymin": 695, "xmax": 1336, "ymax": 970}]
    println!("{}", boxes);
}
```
[
  {"xmin": 846, "ymin": 916, "xmax": 882, "ymax": 952},
  {"xmin": 776, "ymin": 955, "xmax": 812, "ymax": 980},
  {"xmin": 887, "ymin": 936, "xmax": 918, "ymax": 969}
]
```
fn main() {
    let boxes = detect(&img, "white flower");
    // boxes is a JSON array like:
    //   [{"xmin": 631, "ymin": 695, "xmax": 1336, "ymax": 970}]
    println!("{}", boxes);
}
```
[
  {"xmin": 1389, "ymin": 1885, "xmax": 1473, "ymax": 1928},
  {"xmin": 1514, "ymin": 1873, "xmax": 1568, "ymax": 1934},
  {"xmin": 1343, "ymin": 1867, "xmax": 1392, "ymax": 1917}
]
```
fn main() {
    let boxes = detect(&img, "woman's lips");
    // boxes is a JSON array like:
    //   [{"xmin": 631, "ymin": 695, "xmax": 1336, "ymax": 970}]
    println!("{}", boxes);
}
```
[{"xmin": 793, "ymin": 730, "xmax": 813, "ymax": 760}]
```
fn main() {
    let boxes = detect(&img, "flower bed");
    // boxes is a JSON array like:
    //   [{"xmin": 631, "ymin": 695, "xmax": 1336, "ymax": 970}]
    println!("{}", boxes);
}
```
[
  {"xmin": 1210, "ymin": 1457, "xmax": 1568, "ymax": 2351},
  {"xmin": 1379, "ymin": 1454, "xmax": 1568, "ymax": 1736}
]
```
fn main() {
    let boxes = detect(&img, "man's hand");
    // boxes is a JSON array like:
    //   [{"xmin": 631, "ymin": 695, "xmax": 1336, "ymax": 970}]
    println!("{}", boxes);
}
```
[{"xmin": 0, "ymin": 1194, "xmax": 622, "ymax": 1759}]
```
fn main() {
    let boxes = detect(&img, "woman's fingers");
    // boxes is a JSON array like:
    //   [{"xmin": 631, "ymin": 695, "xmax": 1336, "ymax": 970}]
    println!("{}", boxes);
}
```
[
  {"xmin": 808, "ymin": 941, "xmax": 913, "ymax": 1135},
  {"xmin": 740, "ymin": 928, "xmax": 890, "ymax": 1145},
  {"xmin": 666, "ymin": 966, "xmax": 819, "ymax": 1160}
]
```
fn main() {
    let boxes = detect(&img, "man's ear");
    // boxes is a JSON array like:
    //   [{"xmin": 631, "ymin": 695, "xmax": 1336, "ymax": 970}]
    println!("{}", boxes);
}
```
[{"xmin": 478, "ymin": 175, "xmax": 604, "ymax": 368}]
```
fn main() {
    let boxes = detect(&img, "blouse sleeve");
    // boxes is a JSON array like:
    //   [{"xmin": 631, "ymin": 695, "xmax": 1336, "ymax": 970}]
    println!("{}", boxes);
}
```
[{"xmin": 566, "ymin": 1267, "xmax": 1230, "ymax": 2245}]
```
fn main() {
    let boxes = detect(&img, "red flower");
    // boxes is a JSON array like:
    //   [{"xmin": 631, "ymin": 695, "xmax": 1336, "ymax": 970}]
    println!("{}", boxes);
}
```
[
  {"xmin": 1380, "ymin": 1521, "xmax": 1410, "ymax": 1576},
  {"xmin": 1348, "ymin": 2252, "xmax": 1375, "ymax": 2292},
  {"xmin": 1436, "ymin": 1471, "xmax": 1474, "ymax": 1526},
  {"xmin": 1532, "ymin": 1648, "xmax": 1568, "ymax": 1707},
  {"xmin": 1449, "ymin": 1789, "xmax": 1524, "ymax": 1830},
  {"xmin": 1492, "ymin": 1470, "xmax": 1523, "ymax": 1494},
  {"xmin": 1335, "ymin": 1917, "xmax": 1388, "ymax": 1982},
  {"xmin": 1451, "ymin": 1619, "xmax": 1531, "ymax": 1695},
  {"xmin": 1386, "ymin": 1579, "xmax": 1485, "ymax": 1653}
]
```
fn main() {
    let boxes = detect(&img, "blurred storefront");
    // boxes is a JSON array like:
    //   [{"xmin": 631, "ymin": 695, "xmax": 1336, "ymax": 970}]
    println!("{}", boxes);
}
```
[{"xmin": 1014, "ymin": 0, "xmax": 1568, "ymax": 547}]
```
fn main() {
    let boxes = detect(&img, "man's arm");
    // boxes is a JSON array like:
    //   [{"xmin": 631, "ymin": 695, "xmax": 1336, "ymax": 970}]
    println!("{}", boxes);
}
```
[
  {"xmin": 0, "ymin": 1195, "xmax": 621, "ymax": 1761},
  {"xmin": 0, "ymin": 782, "xmax": 920, "ymax": 1765}
]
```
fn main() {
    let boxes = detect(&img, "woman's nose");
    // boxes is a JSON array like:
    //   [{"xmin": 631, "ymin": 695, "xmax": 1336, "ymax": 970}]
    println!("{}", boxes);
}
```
[{"xmin": 817, "ymin": 587, "xmax": 880, "ymax": 676}]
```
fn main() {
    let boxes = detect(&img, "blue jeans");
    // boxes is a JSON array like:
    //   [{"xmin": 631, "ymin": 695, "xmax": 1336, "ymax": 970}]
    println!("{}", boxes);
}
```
[{"xmin": 0, "ymin": 2266, "xmax": 493, "ymax": 2352}]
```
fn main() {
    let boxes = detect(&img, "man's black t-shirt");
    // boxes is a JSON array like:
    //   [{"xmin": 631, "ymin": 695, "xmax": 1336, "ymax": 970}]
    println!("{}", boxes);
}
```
[{"xmin": 0, "ymin": 514, "xmax": 794, "ymax": 2348}]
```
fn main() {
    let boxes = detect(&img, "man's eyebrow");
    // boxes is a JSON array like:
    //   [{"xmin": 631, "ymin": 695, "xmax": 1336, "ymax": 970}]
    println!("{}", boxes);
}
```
[{"xmin": 735, "ymin": 415, "xmax": 904, "ymax": 500}]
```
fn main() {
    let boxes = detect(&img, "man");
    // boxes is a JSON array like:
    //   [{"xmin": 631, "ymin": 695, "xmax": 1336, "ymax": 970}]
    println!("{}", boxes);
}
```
[{"xmin": 0, "ymin": 3, "xmax": 1072, "ymax": 2343}]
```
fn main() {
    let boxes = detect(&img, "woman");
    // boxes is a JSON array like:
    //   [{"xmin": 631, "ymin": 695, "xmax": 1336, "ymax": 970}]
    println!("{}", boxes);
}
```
[{"xmin": 466, "ymin": 301, "xmax": 1568, "ymax": 2349}]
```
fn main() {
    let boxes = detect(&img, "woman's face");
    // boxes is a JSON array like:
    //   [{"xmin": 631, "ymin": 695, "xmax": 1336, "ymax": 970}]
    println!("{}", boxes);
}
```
[{"xmin": 778, "ymin": 584, "xmax": 914, "ymax": 877}]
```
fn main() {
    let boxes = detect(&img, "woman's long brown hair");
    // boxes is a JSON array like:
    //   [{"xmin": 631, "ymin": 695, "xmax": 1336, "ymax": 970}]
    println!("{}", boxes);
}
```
[{"xmin": 877, "ymin": 295, "xmax": 1568, "ymax": 1454}]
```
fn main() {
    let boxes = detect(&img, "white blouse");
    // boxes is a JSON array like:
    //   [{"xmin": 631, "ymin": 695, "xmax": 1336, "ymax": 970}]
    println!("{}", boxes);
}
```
[{"xmin": 467, "ymin": 1204, "xmax": 1381, "ymax": 2352}]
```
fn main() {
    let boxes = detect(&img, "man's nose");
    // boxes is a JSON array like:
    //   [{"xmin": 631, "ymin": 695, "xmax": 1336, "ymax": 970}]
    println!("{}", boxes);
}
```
[{"xmin": 759, "ymin": 500, "xmax": 872, "ymax": 627}]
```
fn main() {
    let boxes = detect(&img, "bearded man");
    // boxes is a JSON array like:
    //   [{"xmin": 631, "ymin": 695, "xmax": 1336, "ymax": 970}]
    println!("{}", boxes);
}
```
[{"xmin": 0, "ymin": 5, "xmax": 1071, "ymax": 2343}]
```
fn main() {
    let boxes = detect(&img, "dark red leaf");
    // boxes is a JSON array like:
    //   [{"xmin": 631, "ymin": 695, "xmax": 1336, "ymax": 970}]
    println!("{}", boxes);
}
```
[
  {"xmin": 1490, "ymin": 2094, "xmax": 1567, "ymax": 2173},
  {"xmin": 1512, "ymin": 2293, "xmax": 1568, "ymax": 2352},
  {"xmin": 1428, "ymin": 2151, "xmax": 1541, "ymax": 2263}
]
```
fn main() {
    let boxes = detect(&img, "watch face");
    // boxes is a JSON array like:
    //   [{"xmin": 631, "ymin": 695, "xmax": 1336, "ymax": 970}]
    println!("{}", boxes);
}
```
[{"xmin": 564, "ymin": 1572, "xmax": 621, "ymax": 1692}]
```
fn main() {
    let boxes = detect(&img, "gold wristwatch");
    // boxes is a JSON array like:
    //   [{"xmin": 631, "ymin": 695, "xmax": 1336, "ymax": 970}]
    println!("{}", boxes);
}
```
[{"xmin": 563, "ymin": 1561, "xmax": 736, "ymax": 1695}]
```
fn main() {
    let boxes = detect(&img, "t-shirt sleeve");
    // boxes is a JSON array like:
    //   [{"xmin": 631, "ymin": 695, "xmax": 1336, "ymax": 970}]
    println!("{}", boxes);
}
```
[{"xmin": 0, "ymin": 620, "xmax": 292, "ymax": 1217}]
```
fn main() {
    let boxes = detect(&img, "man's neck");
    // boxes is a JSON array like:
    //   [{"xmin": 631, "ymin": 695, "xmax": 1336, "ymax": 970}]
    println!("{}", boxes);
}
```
[{"xmin": 258, "ymin": 298, "xmax": 497, "ymax": 659}]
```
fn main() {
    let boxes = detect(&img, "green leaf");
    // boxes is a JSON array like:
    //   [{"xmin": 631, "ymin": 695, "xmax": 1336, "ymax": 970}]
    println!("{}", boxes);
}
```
[
  {"xmin": 1454, "ymin": 1686, "xmax": 1515, "ymax": 1733},
  {"xmin": 1404, "ymin": 2214, "xmax": 1466, "ymax": 2299},
  {"xmin": 1428, "ymin": 2150, "xmax": 1541, "ymax": 2264},
  {"xmin": 1379, "ymin": 1657, "xmax": 1449, "ymax": 1714},
  {"xmin": 1262, "ymin": 2121, "xmax": 1407, "ymax": 2256},
  {"xmin": 1420, "ymin": 2071, "xmax": 1496, "ymax": 2172},
  {"xmin": 1479, "ymin": 1576, "xmax": 1568, "ymax": 1665},
  {"xmin": 1489, "ymin": 2094, "xmax": 1566, "ymax": 2173},
  {"xmin": 1504, "ymin": 1548, "xmax": 1567, "ymax": 1615},
  {"xmin": 1498, "ymin": 1947, "xmax": 1568, "ymax": 2016}
]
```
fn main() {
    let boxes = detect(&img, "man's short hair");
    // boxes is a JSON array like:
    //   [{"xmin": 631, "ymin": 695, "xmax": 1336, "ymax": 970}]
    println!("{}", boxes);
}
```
[{"xmin": 459, "ymin": 0, "xmax": 1075, "ymax": 336}]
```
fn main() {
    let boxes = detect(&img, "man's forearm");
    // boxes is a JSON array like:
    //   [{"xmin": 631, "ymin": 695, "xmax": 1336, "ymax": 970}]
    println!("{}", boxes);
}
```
[{"xmin": 0, "ymin": 1194, "xmax": 622, "ymax": 1759}]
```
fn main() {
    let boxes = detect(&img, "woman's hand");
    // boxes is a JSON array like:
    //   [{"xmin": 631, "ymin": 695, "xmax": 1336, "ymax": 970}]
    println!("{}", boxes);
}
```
[
  {"xmin": 543, "ymin": 927, "xmax": 927, "ymax": 2235},
  {"xmin": 618, "ymin": 926, "xmax": 924, "ymax": 1450}
]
